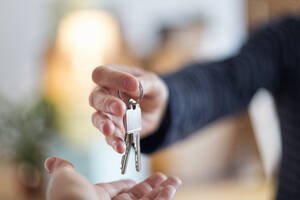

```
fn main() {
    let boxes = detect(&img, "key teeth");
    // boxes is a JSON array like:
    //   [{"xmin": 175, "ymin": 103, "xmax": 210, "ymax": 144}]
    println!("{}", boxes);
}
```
[
  {"xmin": 121, "ymin": 156, "xmax": 124, "ymax": 169},
  {"xmin": 121, "ymin": 154, "xmax": 127, "ymax": 174}
]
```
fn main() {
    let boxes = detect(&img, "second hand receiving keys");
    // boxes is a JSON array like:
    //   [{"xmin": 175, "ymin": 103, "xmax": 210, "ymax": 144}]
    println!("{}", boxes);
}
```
[{"xmin": 118, "ymin": 83, "xmax": 143, "ymax": 174}]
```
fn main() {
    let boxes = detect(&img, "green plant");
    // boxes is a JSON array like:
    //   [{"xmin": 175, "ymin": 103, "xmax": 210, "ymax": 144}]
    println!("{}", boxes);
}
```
[{"xmin": 0, "ymin": 95, "xmax": 57, "ymax": 166}]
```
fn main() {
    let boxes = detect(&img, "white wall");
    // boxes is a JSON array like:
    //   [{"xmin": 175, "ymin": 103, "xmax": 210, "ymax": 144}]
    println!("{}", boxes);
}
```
[{"xmin": 0, "ymin": 0, "xmax": 52, "ymax": 100}]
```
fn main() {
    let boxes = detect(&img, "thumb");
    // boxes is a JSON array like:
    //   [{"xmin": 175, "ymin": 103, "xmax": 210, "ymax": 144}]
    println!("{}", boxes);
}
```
[{"xmin": 44, "ymin": 157, "xmax": 74, "ymax": 175}]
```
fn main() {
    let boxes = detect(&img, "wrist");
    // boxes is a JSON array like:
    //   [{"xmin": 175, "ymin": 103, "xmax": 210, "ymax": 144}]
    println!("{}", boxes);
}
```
[{"xmin": 151, "ymin": 77, "xmax": 169, "ymax": 134}]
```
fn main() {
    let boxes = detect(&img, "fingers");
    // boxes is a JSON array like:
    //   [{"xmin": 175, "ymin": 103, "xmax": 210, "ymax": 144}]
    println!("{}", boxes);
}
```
[
  {"xmin": 90, "ymin": 87, "xmax": 126, "ymax": 117},
  {"xmin": 92, "ymin": 112, "xmax": 126, "ymax": 153},
  {"xmin": 113, "ymin": 174, "xmax": 181, "ymax": 200},
  {"xmin": 44, "ymin": 157, "xmax": 74, "ymax": 175},
  {"xmin": 90, "ymin": 88, "xmax": 126, "ymax": 153},
  {"xmin": 92, "ymin": 66, "xmax": 158, "ymax": 102},
  {"xmin": 92, "ymin": 112, "xmax": 115, "ymax": 136},
  {"xmin": 145, "ymin": 173, "xmax": 168, "ymax": 188},
  {"xmin": 154, "ymin": 185, "xmax": 176, "ymax": 200},
  {"xmin": 127, "ymin": 173, "xmax": 167, "ymax": 199},
  {"xmin": 92, "ymin": 111, "xmax": 125, "ymax": 135},
  {"xmin": 159, "ymin": 176, "xmax": 182, "ymax": 188},
  {"xmin": 141, "ymin": 185, "xmax": 176, "ymax": 200},
  {"xmin": 106, "ymin": 135, "xmax": 126, "ymax": 153},
  {"xmin": 96, "ymin": 179, "xmax": 135, "ymax": 198},
  {"xmin": 141, "ymin": 176, "xmax": 181, "ymax": 200},
  {"xmin": 92, "ymin": 66, "xmax": 140, "ymax": 97}
]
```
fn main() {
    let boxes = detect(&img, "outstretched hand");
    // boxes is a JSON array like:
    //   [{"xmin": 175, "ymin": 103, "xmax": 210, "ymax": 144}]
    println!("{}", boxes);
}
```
[{"xmin": 45, "ymin": 157, "xmax": 181, "ymax": 200}]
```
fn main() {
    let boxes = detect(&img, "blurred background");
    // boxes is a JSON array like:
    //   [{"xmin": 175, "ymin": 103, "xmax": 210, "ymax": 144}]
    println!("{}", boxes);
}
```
[{"xmin": 0, "ymin": 0, "xmax": 299, "ymax": 199}]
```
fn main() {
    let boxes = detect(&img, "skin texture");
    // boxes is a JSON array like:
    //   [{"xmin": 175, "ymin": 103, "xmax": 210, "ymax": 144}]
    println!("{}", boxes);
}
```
[
  {"xmin": 45, "ymin": 157, "xmax": 181, "ymax": 200},
  {"xmin": 90, "ymin": 65, "xmax": 168, "ymax": 153}
]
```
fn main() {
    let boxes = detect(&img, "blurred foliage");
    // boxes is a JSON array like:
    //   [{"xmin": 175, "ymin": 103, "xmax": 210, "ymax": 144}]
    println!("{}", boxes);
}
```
[{"xmin": 0, "ymin": 95, "xmax": 58, "ymax": 167}]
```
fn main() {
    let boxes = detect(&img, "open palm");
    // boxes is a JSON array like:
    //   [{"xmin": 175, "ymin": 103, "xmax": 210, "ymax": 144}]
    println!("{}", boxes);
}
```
[{"xmin": 45, "ymin": 157, "xmax": 181, "ymax": 200}]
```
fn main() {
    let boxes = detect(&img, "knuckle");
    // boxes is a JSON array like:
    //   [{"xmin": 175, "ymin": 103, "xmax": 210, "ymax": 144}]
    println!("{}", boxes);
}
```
[
  {"xmin": 91, "ymin": 91, "xmax": 100, "ymax": 107},
  {"xmin": 92, "ymin": 115, "xmax": 105, "ymax": 131},
  {"xmin": 103, "ymin": 96, "xmax": 113, "ymax": 111},
  {"xmin": 91, "ymin": 89, "xmax": 113, "ymax": 110},
  {"xmin": 121, "ymin": 77, "xmax": 130, "ymax": 90},
  {"xmin": 94, "ymin": 94, "xmax": 106, "ymax": 108}
]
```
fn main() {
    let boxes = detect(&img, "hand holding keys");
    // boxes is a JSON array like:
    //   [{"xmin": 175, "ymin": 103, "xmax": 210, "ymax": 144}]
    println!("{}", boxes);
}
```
[
  {"xmin": 90, "ymin": 65, "xmax": 169, "ymax": 172},
  {"xmin": 118, "ymin": 83, "xmax": 143, "ymax": 174}
]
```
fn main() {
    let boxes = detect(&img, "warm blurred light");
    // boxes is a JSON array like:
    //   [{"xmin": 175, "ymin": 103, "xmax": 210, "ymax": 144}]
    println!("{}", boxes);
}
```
[
  {"xmin": 56, "ymin": 10, "xmax": 120, "ymax": 71},
  {"xmin": 44, "ymin": 10, "xmax": 121, "ymax": 145}
]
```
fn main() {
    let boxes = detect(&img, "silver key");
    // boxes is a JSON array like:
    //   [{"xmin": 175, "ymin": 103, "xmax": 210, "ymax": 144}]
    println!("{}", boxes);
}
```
[{"xmin": 121, "ymin": 99, "xmax": 142, "ymax": 174}]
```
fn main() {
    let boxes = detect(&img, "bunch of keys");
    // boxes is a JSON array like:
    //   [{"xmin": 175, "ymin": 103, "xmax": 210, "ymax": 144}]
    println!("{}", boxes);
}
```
[{"xmin": 118, "ymin": 83, "xmax": 143, "ymax": 174}]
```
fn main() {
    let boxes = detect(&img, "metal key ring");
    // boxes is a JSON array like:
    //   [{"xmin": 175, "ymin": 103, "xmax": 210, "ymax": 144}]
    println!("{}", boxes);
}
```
[{"xmin": 118, "ymin": 81, "xmax": 144, "ymax": 105}]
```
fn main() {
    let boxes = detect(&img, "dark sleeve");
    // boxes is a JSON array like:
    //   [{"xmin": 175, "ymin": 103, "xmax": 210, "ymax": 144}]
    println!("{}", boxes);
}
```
[{"xmin": 141, "ymin": 17, "xmax": 299, "ymax": 154}]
